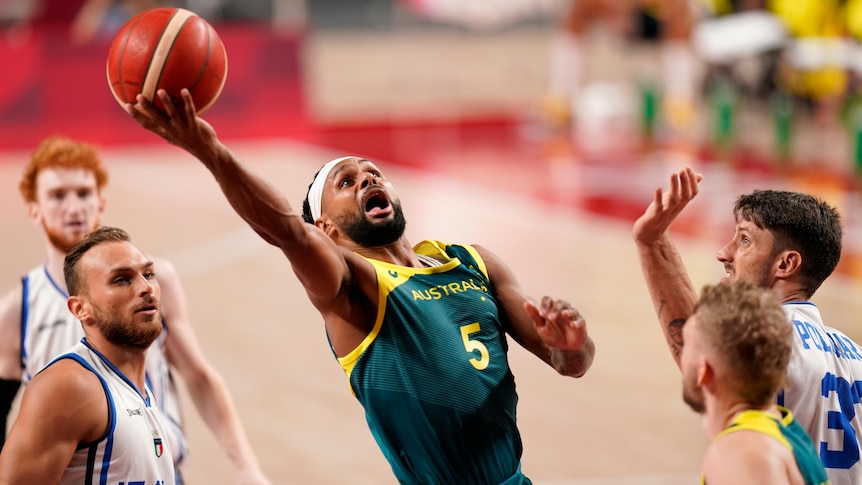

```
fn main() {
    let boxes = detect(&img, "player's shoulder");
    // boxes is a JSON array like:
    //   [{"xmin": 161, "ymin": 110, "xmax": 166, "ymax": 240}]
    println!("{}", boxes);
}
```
[
  {"xmin": 464, "ymin": 243, "xmax": 508, "ymax": 277},
  {"xmin": 30, "ymin": 356, "xmax": 103, "ymax": 400},
  {"xmin": 24, "ymin": 356, "xmax": 109, "ymax": 441},
  {"xmin": 822, "ymin": 323, "xmax": 858, "ymax": 341},
  {"xmin": 0, "ymin": 286, "xmax": 24, "ymax": 360},
  {"xmin": 465, "ymin": 243, "xmax": 500, "ymax": 260},
  {"xmin": 705, "ymin": 430, "xmax": 791, "ymax": 480},
  {"xmin": 0, "ymin": 285, "xmax": 24, "ymax": 326}
]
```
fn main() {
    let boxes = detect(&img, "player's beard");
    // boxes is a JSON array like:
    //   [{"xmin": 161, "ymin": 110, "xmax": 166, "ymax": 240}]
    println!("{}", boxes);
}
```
[
  {"xmin": 682, "ymin": 376, "xmax": 705, "ymax": 414},
  {"xmin": 752, "ymin": 258, "xmax": 775, "ymax": 288},
  {"xmin": 44, "ymin": 220, "xmax": 99, "ymax": 253},
  {"xmin": 92, "ymin": 299, "xmax": 163, "ymax": 350},
  {"xmin": 339, "ymin": 201, "xmax": 407, "ymax": 248},
  {"xmin": 731, "ymin": 250, "xmax": 780, "ymax": 288}
]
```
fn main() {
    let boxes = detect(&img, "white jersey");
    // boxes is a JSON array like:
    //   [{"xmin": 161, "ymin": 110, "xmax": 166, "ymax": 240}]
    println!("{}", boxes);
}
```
[
  {"xmin": 49, "ymin": 341, "xmax": 176, "ymax": 485},
  {"xmin": 20, "ymin": 264, "xmax": 189, "ymax": 464},
  {"xmin": 783, "ymin": 301, "xmax": 862, "ymax": 485}
]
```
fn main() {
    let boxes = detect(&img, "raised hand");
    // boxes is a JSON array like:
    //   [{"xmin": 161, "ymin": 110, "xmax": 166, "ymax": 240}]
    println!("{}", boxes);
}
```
[
  {"xmin": 125, "ymin": 88, "xmax": 221, "ymax": 162},
  {"xmin": 632, "ymin": 166, "xmax": 702, "ymax": 245}
]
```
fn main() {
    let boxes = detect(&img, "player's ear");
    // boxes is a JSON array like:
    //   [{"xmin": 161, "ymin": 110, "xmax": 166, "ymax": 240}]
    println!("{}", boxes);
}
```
[
  {"xmin": 97, "ymin": 193, "xmax": 107, "ymax": 216},
  {"xmin": 775, "ymin": 250, "xmax": 801, "ymax": 278},
  {"xmin": 67, "ymin": 296, "xmax": 91, "ymax": 321},
  {"xmin": 316, "ymin": 217, "xmax": 337, "ymax": 237},
  {"xmin": 697, "ymin": 359, "xmax": 713, "ymax": 388},
  {"xmin": 26, "ymin": 201, "xmax": 42, "ymax": 225}
]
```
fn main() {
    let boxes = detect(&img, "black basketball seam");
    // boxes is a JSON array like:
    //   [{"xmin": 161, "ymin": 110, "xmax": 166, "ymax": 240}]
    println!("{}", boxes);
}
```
[
  {"xmin": 115, "ymin": 12, "xmax": 150, "ymax": 103},
  {"xmin": 188, "ymin": 22, "xmax": 213, "ymax": 94},
  {"xmin": 152, "ymin": 11, "xmax": 191, "ymax": 104}
]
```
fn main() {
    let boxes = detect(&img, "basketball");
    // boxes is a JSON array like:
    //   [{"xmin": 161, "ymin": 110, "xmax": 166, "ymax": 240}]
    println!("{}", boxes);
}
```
[{"xmin": 106, "ymin": 8, "xmax": 228, "ymax": 115}]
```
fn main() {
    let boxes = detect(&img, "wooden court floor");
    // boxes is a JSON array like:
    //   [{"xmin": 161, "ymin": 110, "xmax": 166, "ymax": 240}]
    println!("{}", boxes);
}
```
[{"xmin": 2, "ymin": 138, "xmax": 862, "ymax": 484}]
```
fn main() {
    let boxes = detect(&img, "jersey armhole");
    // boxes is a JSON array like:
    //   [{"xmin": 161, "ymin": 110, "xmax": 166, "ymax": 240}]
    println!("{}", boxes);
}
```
[
  {"xmin": 52, "ymin": 354, "xmax": 116, "ymax": 448},
  {"xmin": 20, "ymin": 275, "xmax": 29, "ymax": 372},
  {"xmin": 461, "ymin": 245, "xmax": 489, "ymax": 278}
]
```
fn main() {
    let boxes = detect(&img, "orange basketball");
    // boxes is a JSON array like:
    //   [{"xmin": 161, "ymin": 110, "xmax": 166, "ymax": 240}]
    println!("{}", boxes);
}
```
[{"xmin": 106, "ymin": 8, "xmax": 227, "ymax": 114}]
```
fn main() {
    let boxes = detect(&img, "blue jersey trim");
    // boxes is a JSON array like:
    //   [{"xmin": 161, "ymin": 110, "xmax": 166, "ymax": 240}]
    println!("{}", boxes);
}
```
[
  {"xmin": 43, "ymin": 264, "xmax": 69, "ymax": 298},
  {"xmin": 783, "ymin": 300, "xmax": 817, "ymax": 308},
  {"xmin": 51, "ymin": 353, "xmax": 116, "ymax": 448},
  {"xmin": 100, "ymin": 391, "xmax": 115, "ymax": 485},
  {"xmin": 20, "ymin": 274, "xmax": 29, "ymax": 373},
  {"xmin": 82, "ymin": 339, "xmax": 151, "ymax": 406},
  {"xmin": 20, "ymin": 265, "xmax": 71, "ymax": 378}
]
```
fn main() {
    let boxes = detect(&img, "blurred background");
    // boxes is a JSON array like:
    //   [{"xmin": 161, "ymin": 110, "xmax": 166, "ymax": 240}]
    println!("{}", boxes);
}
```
[
  {"xmin": 2, "ymin": 0, "xmax": 862, "ymax": 483},
  {"xmin": 4, "ymin": 0, "xmax": 862, "ymax": 276}
]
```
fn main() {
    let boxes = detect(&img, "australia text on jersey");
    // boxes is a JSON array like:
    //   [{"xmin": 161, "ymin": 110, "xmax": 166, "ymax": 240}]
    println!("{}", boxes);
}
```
[{"xmin": 411, "ymin": 278, "xmax": 489, "ymax": 301}]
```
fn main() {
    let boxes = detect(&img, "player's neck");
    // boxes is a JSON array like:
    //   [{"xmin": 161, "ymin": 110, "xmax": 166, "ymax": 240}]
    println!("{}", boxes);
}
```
[
  {"xmin": 86, "ymin": 335, "xmax": 149, "ymax": 393},
  {"xmin": 777, "ymin": 288, "xmax": 810, "ymax": 304},
  {"xmin": 772, "ymin": 279, "xmax": 810, "ymax": 304},
  {"xmin": 708, "ymin": 400, "xmax": 772, "ymax": 439},
  {"xmin": 353, "ymin": 238, "xmax": 419, "ymax": 266},
  {"xmin": 44, "ymin": 242, "xmax": 69, "ymax": 293}
]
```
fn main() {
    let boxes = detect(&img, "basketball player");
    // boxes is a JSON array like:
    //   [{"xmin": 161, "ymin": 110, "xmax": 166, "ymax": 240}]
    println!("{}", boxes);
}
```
[
  {"xmin": 633, "ymin": 166, "xmax": 862, "ymax": 484},
  {"xmin": 683, "ymin": 281, "xmax": 829, "ymax": 484},
  {"xmin": 127, "ymin": 88, "xmax": 596, "ymax": 484},
  {"xmin": 0, "ymin": 136, "xmax": 270, "ymax": 485},
  {"xmin": 0, "ymin": 227, "xmax": 176, "ymax": 484}
]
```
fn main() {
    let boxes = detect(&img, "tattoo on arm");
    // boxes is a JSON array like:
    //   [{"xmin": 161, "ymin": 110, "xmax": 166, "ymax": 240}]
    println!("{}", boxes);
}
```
[
  {"xmin": 667, "ymin": 318, "xmax": 685, "ymax": 358},
  {"xmin": 658, "ymin": 299, "xmax": 686, "ymax": 358}
]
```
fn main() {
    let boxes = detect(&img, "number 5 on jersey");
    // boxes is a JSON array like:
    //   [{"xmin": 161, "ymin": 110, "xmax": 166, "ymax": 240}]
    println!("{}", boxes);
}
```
[{"xmin": 461, "ymin": 323, "xmax": 489, "ymax": 370}]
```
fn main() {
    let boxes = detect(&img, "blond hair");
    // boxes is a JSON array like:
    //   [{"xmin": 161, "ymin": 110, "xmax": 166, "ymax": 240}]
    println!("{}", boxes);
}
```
[{"xmin": 694, "ymin": 282, "xmax": 792, "ymax": 406}]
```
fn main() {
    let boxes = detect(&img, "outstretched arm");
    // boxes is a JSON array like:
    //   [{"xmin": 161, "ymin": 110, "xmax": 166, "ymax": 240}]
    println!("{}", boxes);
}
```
[
  {"xmin": 126, "ymin": 89, "xmax": 348, "ymax": 310},
  {"xmin": 477, "ymin": 245, "xmax": 595, "ymax": 378},
  {"xmin": 632, "ymin": 166, "xmax": 702, "ymax": 367},
  {"xmin": 156, "ymin": 258, "xmax": 270, "ymax": 485}
]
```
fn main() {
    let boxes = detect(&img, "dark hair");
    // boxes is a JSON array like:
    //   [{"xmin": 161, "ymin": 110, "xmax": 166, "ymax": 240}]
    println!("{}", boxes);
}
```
[
  {"xmin": 302, "ymin": 182, "xmax": 314, "ymax": 224},
  {"xmin": 64, "ymin": 226, "xmax": 130, "ymax": 296},
  {"xmin": 301, "ymin": 167, "xmax": 323, "ymax": 224},
  {"xmin": 694, "ymin": 281, "xmax": 792, "ymax": 407},
  {"xmin": 733, "ymin": 190, "xmax": 842, "ymax": 297}
]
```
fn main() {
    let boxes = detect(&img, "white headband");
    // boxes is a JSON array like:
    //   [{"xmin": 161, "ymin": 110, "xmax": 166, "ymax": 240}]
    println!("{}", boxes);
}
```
[{"xmin": 308, "ymin": 156, "xmax": 356, "ymax": 222}]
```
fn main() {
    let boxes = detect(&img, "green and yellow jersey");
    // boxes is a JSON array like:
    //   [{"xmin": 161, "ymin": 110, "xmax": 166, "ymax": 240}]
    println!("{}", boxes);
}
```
[
  {"xmin": 701, "ymin": 406, "xmax": 830, "ymax": 485},
  {"xmin": 333, "ymin": 240, "xmax": 530, "ymax": 485}
]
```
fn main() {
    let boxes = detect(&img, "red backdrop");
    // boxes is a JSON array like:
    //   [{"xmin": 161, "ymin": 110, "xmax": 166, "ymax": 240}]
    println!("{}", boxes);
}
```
[{"xmin": 0, "ymin": 22, "xmax": 308, "ymax": 150}]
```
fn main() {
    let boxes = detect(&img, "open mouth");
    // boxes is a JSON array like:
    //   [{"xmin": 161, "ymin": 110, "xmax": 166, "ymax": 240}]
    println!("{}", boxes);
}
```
[{"xmin": 364, "ymin": 189, "xmax": 391, "ymax": 216}]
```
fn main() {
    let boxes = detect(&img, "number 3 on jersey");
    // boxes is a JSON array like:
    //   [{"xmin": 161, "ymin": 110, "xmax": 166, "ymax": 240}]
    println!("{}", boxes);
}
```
[
  {"xmin": 821, "ymin": 373, "xmax": 862, "ymax": 469},
  {"xmin": 461, "ymin": 323, "xmax": 489, "ymax": 370}
]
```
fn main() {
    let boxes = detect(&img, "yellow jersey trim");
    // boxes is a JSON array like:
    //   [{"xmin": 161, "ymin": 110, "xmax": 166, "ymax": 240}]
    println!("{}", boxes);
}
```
[{"xmin": 336, "ymin": 240, "xmax": 476, "ymax": 394}]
